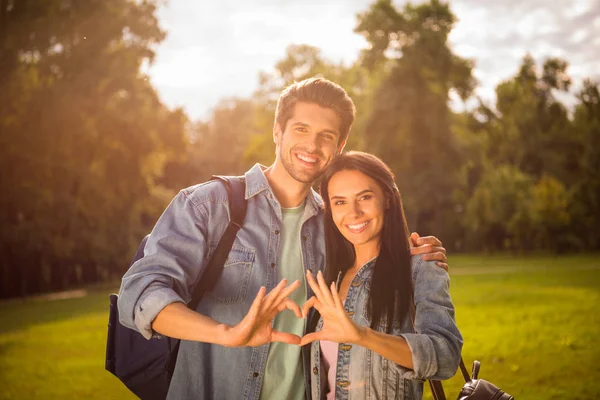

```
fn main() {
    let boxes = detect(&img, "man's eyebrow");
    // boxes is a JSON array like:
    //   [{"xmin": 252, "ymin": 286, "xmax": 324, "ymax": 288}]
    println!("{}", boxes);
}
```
[
  {"xmin": 320, "ymin": 129, "xmax": 339, "ymax": 137},
  {"xmin": 290, "ymin": 122, "xmax": 339, "ymax": 136}
]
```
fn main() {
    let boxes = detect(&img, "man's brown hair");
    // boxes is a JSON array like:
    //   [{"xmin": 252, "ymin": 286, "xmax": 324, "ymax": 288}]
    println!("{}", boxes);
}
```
[{"xmin": 274, "ymin": 77, "xmax": 356, "ymax": 144}]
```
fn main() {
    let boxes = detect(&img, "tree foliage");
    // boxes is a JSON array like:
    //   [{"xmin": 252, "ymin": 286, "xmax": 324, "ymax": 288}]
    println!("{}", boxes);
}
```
[
  {"xmin": 0, "ymin": 0, "xmax": 189, "ymax": 298},
  {"xmin": 1, "ymin": 0, "xmax": 599, "ymax": 298}
]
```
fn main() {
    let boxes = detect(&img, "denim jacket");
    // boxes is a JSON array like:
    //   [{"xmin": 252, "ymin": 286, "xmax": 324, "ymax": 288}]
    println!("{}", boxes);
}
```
[
  {"xmin": 118, "ymin": 164, "xmax": 326, "ymax": 400},
  {"xmin": 308, "ymin": 256, "xmax": 462, "ymax": 400}
]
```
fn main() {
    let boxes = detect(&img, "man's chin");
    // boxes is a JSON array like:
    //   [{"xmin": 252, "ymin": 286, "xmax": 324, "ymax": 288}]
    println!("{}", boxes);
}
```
[{"xmin": 289, "ymin": 168, "xmax": 322, "ymax": 184}]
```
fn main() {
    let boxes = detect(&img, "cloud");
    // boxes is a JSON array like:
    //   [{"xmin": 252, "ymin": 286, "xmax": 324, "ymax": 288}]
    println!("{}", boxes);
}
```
[{"xmin": 148, "ymin": 0, "xmax": 600, "ymax": 120}]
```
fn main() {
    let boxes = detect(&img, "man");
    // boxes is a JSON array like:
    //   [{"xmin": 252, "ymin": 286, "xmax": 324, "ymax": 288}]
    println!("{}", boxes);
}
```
[{"xmin": 118, "ymin": 77, "xmax": 448, "ymax": 399}]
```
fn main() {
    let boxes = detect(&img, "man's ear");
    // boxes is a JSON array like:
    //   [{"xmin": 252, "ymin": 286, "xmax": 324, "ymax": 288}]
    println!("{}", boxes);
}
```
[
  {"xmin": 337, "ymin": 139, "xmax": 347, "ymax": 154},
  {"xmin": 273, "ymin": 123, "xmax": 282, "ymax": 145}
]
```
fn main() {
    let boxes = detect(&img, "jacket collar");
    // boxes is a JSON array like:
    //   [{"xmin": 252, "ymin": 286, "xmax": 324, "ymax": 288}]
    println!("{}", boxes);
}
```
[{"xmin": 244, "ymin": 163, "xmax": 324, "ymax": 217}]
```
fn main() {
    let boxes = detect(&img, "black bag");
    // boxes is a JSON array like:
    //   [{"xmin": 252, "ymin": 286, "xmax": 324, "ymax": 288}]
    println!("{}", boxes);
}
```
[
  {"xmin": 105, "ymin": 176, "xmax": 247, "ymax": 400},
  {"xmin": 429, "ymin": 359, "xmax": 514, "ymax": 400}
]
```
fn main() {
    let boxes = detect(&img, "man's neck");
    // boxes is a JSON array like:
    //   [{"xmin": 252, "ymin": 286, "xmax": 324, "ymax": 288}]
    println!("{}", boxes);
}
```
[{"xmin": 264, "ymin": 163, "xmax": 313, "ymax": 208}]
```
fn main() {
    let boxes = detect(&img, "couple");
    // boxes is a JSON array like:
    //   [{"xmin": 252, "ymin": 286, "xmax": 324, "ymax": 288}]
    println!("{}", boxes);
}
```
[{"xmin": 118, "ymin": 77, "xmax": 461, "ymax": 399}]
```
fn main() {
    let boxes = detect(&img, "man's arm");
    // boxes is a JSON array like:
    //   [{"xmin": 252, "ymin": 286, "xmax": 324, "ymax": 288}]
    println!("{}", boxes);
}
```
[
  {"xmin": 118, "ymin": 186, "xmax": 302, "ymax": 346},
  {"xmin": 152, "ymin": 279, "xmax": 303, "ymax": 347}
]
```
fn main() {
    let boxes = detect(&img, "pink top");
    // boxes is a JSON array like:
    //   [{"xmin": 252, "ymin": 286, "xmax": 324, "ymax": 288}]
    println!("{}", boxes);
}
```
[{"xmin": 319, "ymin": 339, "xmax": 338, "ymax": 400}]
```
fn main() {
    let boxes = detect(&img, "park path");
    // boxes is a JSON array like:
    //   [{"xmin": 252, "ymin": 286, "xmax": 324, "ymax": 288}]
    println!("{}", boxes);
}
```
[{"xmin": 450, "ymin": 263, "xmax": 600, "ymax": 275}]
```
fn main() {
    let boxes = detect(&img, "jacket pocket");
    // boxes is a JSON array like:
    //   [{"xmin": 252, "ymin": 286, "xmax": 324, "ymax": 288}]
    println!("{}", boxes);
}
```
[{"xmin": 207, "ymin": 244, "xmax": 255, "ymax": 305}]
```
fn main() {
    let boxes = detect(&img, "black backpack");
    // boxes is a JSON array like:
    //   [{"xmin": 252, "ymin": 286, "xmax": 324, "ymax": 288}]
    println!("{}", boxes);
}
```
[{"xmin": 105, "ymin": 176, "xmax": 247, "ymax": 400}]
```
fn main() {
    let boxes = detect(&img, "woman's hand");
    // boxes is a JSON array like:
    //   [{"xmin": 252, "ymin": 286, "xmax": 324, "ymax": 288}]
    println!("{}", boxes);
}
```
[
  {"xmin": 223, "ymin": 279, "xmax": 303, "ymax": 347},
  {"xmin": 300, "ymin": 270, "xmax": 367, "ymax": 346}
]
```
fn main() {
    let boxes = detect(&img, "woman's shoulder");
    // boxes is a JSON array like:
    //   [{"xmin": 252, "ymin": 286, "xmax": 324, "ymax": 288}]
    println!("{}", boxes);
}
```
[{"xmin": 409, "ymin": 254, "xmax": 450, "ymax": 284}]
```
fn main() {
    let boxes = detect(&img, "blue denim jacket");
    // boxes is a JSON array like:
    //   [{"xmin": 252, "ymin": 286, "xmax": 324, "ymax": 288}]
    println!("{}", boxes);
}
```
[
  {"xmin": 308, "ymin": 256, "xmax": 462, "ymax": 400},
  {"xmin": 117, "ymin": 164, "xmax": 326, "ymax": 400}
]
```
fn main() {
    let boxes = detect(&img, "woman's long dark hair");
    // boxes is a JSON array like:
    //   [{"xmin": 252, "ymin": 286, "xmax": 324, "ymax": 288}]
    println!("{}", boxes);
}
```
[{"xmin": 319, "ymin": 151, "xmax": 413, "ymax": 332}]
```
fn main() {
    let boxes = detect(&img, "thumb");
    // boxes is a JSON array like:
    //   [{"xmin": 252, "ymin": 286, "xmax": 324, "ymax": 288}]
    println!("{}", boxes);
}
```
[
  {"xmin": 271, "ymin": 330, "xmax": 301, "ymax": 345},
  {"xmin": 300, "ymin": 331, "xmax": 323, "ymax": 346},
  {"xmin": 409, "ymin": 232, "xmax": 420, "ymax": 247}
]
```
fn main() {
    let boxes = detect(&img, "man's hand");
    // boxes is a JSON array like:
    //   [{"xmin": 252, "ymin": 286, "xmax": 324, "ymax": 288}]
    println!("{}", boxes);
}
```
[
  {"xmin": 223, "ymin": 279, "xmax": 303, "ymax": 347},
  {"xmin": 410, "ymin": 232, "xmax": 448, "ymax": 271}
]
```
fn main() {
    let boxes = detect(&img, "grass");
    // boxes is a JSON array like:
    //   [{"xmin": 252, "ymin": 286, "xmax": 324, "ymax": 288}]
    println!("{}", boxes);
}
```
[{"xmin": 0, "ymin": 254, "xmax": 598, "ymax": 399}]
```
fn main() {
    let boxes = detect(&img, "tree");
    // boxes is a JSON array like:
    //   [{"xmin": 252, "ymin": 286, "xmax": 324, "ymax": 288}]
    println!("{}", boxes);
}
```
[
  {"xmin": 0, "ymin": 0, "xmax": 189, "ymax": 298},
  {"xmin": 355, "ymin": 0, "xmax": 476, "ymax": 242}
]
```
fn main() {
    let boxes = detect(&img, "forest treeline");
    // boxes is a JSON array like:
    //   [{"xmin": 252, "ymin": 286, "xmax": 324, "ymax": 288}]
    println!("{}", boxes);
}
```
[{"xmin": 1, "ymin": 0, "xmax": 598, "ymax": 299}]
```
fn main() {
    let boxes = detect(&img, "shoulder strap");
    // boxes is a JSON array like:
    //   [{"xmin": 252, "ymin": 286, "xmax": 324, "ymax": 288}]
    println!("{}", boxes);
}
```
[{"xmin": 189, "ymin": 176, "xmax": 247, "ymax": 310}]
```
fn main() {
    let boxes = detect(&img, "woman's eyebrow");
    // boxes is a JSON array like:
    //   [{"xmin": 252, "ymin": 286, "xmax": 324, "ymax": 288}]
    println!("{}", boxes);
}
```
[{"xmin": 330, "ymin": 189, "xmax": 373, "ymax": 200}]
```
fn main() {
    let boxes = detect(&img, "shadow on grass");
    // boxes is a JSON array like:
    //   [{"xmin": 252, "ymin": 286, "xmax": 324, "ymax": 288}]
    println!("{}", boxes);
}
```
[{"xmin": 0, "ymin": 290, "xmax": 115, "ymax": 335}]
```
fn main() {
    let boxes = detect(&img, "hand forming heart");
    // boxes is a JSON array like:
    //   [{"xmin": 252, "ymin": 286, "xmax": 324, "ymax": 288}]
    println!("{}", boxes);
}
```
[
  {"xmin": 223, "ymin": 278, "xmax": 304, "ymax": 347},
  {"xmin": 299, "ymin": 270, "xmax": 366, "ymax": 347}
]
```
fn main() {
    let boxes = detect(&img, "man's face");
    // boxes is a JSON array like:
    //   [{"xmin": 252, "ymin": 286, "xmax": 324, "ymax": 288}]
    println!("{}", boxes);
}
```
[{"xmin": 274, "ymin": 102, "xmax": 346, "ymax": 184}]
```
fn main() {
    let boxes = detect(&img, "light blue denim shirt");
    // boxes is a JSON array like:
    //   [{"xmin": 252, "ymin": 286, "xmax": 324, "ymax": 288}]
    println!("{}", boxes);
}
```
[
  {"xmin": 308, "ymin": 255, "xmax": 462, "ymax": 400},
  {"xmin": 117, "ymin": 164, "xmax": 326, "ymax": 400}
]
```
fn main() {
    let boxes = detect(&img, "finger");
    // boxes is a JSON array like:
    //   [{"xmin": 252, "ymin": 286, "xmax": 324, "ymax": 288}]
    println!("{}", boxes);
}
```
[
  {"xmin": 306, "ymin": 270, "xmax": 325, "ymax": 303},
  {"xmin": 278, "ymin": 298, "xmax": 303, "ymax": 319},
  {"xmin": 421, "ymin": 251, "xmax": 448, "ymax": 263},
  {"xmin": 263, "ymin": 279, "xmax": 288, "ymax": 310},
  {"xmin": 273, "ymin": 279, "xmax": 301, "ymax": 306},
  {"xmin": 271, "ymin": 330, "xmax": 301, "ymax": 345},
  {"xmin": 316, "ymin": 270, "xmax": 335, "ymax": 306},
  {"xmin": 299, "ymin": 331, "xmax": 324, "ymax": 346},
  {"xmin": 330, "ymin": 281, "xmax": 343, "ymax": 308},
  {"xmin": 410, "ymin": 243, "xmax": 435, "ymax": 256},
  {"xmin": 435, "ymin": 262, "xmax": 449, "ymax": 272},
  {"xmin": 302, "ymin": 296, "xmax": 318, "ymax": 317},
  {"xmin": 247, "ymin": 286, "xmax": 267, "ymax": 321},
  {"xmin": 409, "ymin": 232, "xmax": 420, "ymax": 247},
  {"xmin": 416, "ymin": 235, "xmax": 442, "ymax": 247}
]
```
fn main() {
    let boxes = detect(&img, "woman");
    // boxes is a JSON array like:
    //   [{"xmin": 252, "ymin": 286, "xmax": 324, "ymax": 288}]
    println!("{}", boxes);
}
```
[{"xmin": 300, "ymin": 151, "xmax": 462, "ymax": 400}]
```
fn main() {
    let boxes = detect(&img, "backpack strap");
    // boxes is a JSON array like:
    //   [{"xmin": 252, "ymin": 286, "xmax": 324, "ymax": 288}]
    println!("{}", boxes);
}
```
[{"xmin": 189, "ymin": 176, "xmax": 247, "ymax": 310}]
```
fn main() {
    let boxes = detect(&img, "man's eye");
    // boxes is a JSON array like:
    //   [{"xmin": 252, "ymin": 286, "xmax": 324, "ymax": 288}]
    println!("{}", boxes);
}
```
[
  {"xmin": 333, "ymin": 200, "xmax": 345, "ymax": 206},
  {"xmin": 360, "ymin": 195, "xmax": 372, "ymax": 201},
  {"xmin": 296, "ymin": 127, "xmax": 307, "ymax": 132}
]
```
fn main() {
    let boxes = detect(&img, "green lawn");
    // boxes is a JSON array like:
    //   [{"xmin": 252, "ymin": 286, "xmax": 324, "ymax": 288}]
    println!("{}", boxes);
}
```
[{"xmin": 0, "ymin": 254, "xmax": 598, "ymax": 400}]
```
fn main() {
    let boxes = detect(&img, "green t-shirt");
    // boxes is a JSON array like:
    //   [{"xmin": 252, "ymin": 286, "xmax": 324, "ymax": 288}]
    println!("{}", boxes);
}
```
[{"xmin": 259, "ymin": 204, "xmax": 307, "ymax": 400}]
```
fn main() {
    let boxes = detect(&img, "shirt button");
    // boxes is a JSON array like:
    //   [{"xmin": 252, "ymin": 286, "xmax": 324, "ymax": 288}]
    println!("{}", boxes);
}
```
[
  {"xmin": 253, "ymin": 372, "xmax": 259, "ymax": 378},
  {"xmin": 302, "ymin": 235, "xmax": 308, "ymax": 241},
  {"xmin": 313, "ymin": 367, "xmax": 318, "ymax": 375},
  {"xmin": 270, "ymin": 263, "xmax": 276, "ymax": 268},
  {"xmin": 275, "ymin": 230, "xmax": 280, "ymax": 235}
]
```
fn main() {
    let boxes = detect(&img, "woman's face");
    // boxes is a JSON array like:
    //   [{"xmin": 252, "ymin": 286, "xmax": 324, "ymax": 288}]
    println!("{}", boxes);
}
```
[{"xmin": 327, "ymin": 169, "xmax": 387, "ymax": 256}]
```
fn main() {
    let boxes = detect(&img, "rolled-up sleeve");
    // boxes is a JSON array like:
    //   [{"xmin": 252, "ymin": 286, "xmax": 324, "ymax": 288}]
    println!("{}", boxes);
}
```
[
  {"xmin": 398, "ymin": 256, "xmax": 463, "ymax": 380},
  {"xmin": 117, "ymin": 189, "xmax": 212, "ymax": 339}
]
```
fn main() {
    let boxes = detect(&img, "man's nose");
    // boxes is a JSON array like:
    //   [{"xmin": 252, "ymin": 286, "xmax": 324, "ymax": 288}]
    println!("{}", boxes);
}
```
[{"xmin": 304, "ymin": 135, "xmax": 318, "ymax": 152}]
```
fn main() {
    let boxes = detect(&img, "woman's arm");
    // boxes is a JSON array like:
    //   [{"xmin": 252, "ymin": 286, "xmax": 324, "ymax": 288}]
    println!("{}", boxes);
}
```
[
  {"xmin": 300, "ymin": 270, "xmax": 415, "ymax": 369},
  {"xmin": 300, "ymin": 258, "xmax": 462, "ymax": 380},
  {"xmin": 397, "ymin": 255, "xmax": 462, "ymax": 380}
]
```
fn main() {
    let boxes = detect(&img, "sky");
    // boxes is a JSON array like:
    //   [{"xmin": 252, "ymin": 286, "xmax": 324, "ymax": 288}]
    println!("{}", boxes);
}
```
[{"xmin": 146, "ymin": 0, "xmax": 600, "ymax": 121}]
